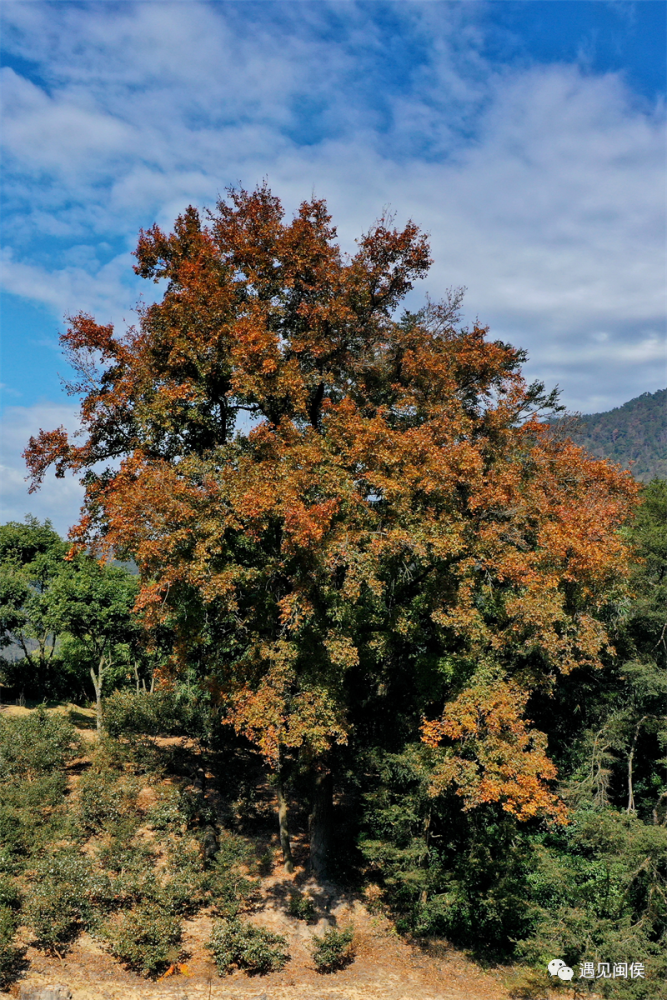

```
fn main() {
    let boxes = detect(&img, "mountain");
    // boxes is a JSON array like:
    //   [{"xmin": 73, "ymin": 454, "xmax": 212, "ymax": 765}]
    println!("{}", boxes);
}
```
[{"xmin": 559, "ymin": 388, "xmax": 666, "ymax": 482}]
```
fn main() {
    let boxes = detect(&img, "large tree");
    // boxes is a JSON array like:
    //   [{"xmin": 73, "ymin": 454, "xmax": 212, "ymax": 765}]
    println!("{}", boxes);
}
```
[{"xmin": 25, "ymin": 185, "xmax": 639, "ymax": 875}]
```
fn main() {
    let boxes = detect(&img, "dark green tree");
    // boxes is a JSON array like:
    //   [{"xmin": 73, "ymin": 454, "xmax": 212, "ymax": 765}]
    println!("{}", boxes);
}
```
[
  {"xmin": 0, "ymin": 517, "xmax": 68, "ymax": 695},
  {"xmin": 617, "ymin": 479, "xmax": 667, "ymax": 819}
]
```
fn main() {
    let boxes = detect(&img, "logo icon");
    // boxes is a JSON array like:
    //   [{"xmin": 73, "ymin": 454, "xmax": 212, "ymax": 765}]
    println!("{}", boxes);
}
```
[{"xmin": 548, "ymin": 958, "xmax": 574, "ymax": 980}]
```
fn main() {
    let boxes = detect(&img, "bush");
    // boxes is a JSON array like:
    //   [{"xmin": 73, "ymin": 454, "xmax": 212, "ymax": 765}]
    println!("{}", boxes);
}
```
[
  {"xmin": 91, "ymin": 730, "xmax": 168, "ymax": 775},
  {"xmin": 155, "ymin": 844, "xmax": 210, "ymax": 916},
  {"xmin": 101, "ymin": 903, "xmax": 182, "ymax": 978},
  {"xmin": 76, "ymin": 770, "xmax": 127, "ymax": 833},
  {"xmin": 207, "ymin": 917, "xmax": 289, "ymax": 975},
  {"xmin": 24, "ymin": 879, "xmax": 81, "ymax": 955},
  {"xmin": 288, "ymin": 890, "xmax": 316, "ymax": 922},
  {"xmin": 104, "ymin": 689, "xmax": 209, "ymax": 740},
  {"xmin": 146, "ymin": 783, "xmax": 215, "ymax": 832},
  {"xmin": 0, "ymin": 874, "xmax": 20, "ymax": 911},
  {"xmin": 22, "ymin": 850, "xmax": 100, "ymax": 954},
  {"xmin": 0, "ymin": 708, "xmax": 81, "ymax": 780},
  {"xmin": 0, "ymin": 771, "xmax": 72, "ymax": 874},
  {"xmin": 95, "ymin": 835, "xmax": 156, "ymax": 908},
  {"xmin": 0, "ymin": 906, "xmax": 21, "ymax": 988},
  {"xmin": 146, "ymin": 785, "xmax": 187, "ymax": 831},
  {"xmin": 206, "ymin": 832, "xmax": 258, "ymax": 917},
  {"xmin": 311, "ymin": 926, "xmax": 355, "ymax": 973}
]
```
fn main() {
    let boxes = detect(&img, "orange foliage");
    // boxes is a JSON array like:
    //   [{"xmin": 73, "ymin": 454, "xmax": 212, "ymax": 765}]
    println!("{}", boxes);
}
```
[
  {"xmin": 422, "ymin": 680, "xmax": 569, "ymax": 824},
  {"xmin": 157, "ymin": 962, "xmax": 190, "ymax": 980},
  {"xmin": 24, "ymin": 185, "xmax": 639, "ymax": 818}
]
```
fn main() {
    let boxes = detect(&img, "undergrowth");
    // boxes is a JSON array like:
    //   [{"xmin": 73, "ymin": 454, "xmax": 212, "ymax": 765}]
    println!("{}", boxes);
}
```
[
  {"xmin": 0, "ymin": 706, "xmax": 258, "ymax": 980},
  {"xmin": 207, "ymin": 917, "xmax": 289, "ymax": 975},
  {"xmin": 311, "ymin": 926, "xmax": 355, "ymax": 972}
]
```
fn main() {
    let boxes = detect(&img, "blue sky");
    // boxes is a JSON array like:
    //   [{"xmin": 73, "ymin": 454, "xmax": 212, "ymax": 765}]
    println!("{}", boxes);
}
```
[{"xmin": 1, "ymin": 0, "xmax": 665, "ymax": 533}]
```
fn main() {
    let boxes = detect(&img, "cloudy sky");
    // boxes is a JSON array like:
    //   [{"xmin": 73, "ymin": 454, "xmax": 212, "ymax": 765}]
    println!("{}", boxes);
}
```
[{"xmin": 1, "ymin": 0, "xmax": 665, "ymax": 534}]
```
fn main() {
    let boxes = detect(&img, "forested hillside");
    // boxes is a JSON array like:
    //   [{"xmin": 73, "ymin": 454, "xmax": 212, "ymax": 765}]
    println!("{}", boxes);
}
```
[{"xmin": 564, "ymin": 389, "xmax": 666, "ymax": 481}]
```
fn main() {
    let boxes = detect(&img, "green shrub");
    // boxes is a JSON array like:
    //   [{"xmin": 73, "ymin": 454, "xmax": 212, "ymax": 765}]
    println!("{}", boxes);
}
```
[
  {"xmin": 0, "ymin": 708, "xmax": 81, "ymax": 780},
  {"xmin": 0, "ymin": 906, "xmax": 21, "ymax": 988},
  {"xmin": 5, "ymin": 771, "xmax": 67, "ymax": 812},
  {"xmin": 176, "ymin": 787, "xmax": 215, "ymax": 828},
  {"xmin": 146, "ymin": 785, "xmax": 186, "ymax": 831},
  {"xmin": 145, "ymin": 783, "xmax": 215, "ymax": 832},
  {"xmin": 95, "ymin": 836, "xmax": 156, "ymax": 908},
  {"xmin": 93, "ymin": 825, "xmax": 253, "ymax": 918},
  {"xmin": 0, "ymin": 875, "xmax": 20, "ymax": 911},
  {"xmin": 311, "ymin": 926, "xmax": 355, "ymax": 973},
  {"xmin": 76, "ymin": 771, "xmax": 127, "ymax": 833},
  {"xmin": 101, "ymin": 903, "xmax": 182, "ymax": 978},
  {"xmin": 288, "ymin": 890, "xmax": 316, "ymax": 922},
  {"xmin": 0, "ymin": 772, "xmax": 71, "ymax": 873},
  {"xmin": 104, "ymin": 689, "xmax": 209, "ymax": 740},
  {"xmin": 189, "ymin": 830, "xmax": 258, "ymax": 918},
  {"xmin": 24, "ymin": 879, "xmax": 81, "ymax": 955},
  {"xmin": 91, "ymin": 730, "xmax": 168, "ymax": 775},
  {"xmin": 155, "ymin": 844, "xmax": 210, "ymax": 916},
  {"xmin": 22, "ymin": 849, "xmax": 101, "ymax": 953},
  {"xmin": 207, "ymin": 917, "xmax": 289, "ymax": 975}
]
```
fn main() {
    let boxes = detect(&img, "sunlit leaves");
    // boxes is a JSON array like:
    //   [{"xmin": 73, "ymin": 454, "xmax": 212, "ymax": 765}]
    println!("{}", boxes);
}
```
[
  {"xmin": 24, "ymin": 184, "xmax": 639, "ymax": 815},
  {"xmin": 422, "ymin": 680, "xmax": 568, "ymax": 823}
]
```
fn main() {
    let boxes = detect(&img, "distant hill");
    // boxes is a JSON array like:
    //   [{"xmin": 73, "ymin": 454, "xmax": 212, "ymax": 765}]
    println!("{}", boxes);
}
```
[{"xmin": 559, "ymin": 388, "xmax": 666, "ymax": 482}]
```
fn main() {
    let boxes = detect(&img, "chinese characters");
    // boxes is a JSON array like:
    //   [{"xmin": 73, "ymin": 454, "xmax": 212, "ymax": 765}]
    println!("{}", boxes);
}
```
[{"xmin": 578, "ymin": 962, "xmax": 645, "ymax": 979}]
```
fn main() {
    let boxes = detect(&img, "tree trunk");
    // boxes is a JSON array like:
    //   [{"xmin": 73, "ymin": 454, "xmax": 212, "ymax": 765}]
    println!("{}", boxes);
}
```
[
  {"xmin": 47, "ymin": 631, "xmax": 57, "ymax": 661},
  {"xmin": 653, "ymin": 790, "xmax": 667, "ymax": 826},
  {"xmin": 420, "ymin": 807, "xmax": 432, "ymax": 905},
  {"xmin": 309, "ymin": 770, "xmax": 333, "ymax": 880},
  {"xmin": 627, "ymin": 716, "xmax": 647, "ymax": 813},
  {"xmin": 90, "ymin": 656, "xmax": 106, "ymax": 731},
  {"xmin": 276, "ymin": 771, "xmax": 294, "ymax": 873}
]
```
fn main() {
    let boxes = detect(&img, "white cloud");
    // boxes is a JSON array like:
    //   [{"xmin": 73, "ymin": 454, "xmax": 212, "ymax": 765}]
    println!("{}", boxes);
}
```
[
  {"xmin": 1, "ymin": 0, "xmax": 665, "ymax": 416},
  {"xmin": 0, "ymin": 384, "xmax": 21, "ymax": 399},
  {"xmin": 2, "ymin": 68, "xmax": 136, "ymax": 175},
  {"xmin": 0, "ymin": 247, "xmax": 140, "ymax": 324},
  {"xmin": 0, "ymin": 402, "xmax": 84, "ymax": 537}
]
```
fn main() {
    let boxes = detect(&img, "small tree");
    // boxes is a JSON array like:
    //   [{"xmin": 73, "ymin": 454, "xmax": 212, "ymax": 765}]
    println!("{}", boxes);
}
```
[{"xmin": 46, "ymin": 558, "xmax": 139, "ymax": 729}]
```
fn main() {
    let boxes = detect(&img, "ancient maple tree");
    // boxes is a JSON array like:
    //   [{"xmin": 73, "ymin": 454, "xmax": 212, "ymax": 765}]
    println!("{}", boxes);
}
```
[{"xmin": 25, "ymin": 184, "xmax": 639, "ymax": 874}]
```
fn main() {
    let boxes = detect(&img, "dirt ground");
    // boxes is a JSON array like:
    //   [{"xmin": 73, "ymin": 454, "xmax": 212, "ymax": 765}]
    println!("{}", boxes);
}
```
[
  {"xmin": 7, "ymin": 899, "xmax": 517, "ymax": 1000},
  {"xmin": 5, "ymin": 862, "xmax": 519, "ymax": 1000}
]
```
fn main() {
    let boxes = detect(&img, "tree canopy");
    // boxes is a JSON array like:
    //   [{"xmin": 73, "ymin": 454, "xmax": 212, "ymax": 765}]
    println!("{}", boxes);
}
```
[
  {"xmin": 0, "ymin": 517, "xmax": 68, "ymax": 682},
  {"xmin": 0, "ymin": 517, "xmax": 144, "ymax": 714},
  {"xmin": 24, "ymin": 185, "xmax": 640, "ymax": 871}
]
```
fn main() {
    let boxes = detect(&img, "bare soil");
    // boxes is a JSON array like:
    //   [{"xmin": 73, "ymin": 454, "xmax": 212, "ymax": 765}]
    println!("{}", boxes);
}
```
[{"xmin": 7, "ymin": 899, "xmax": 516, "ymax": 1000}]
